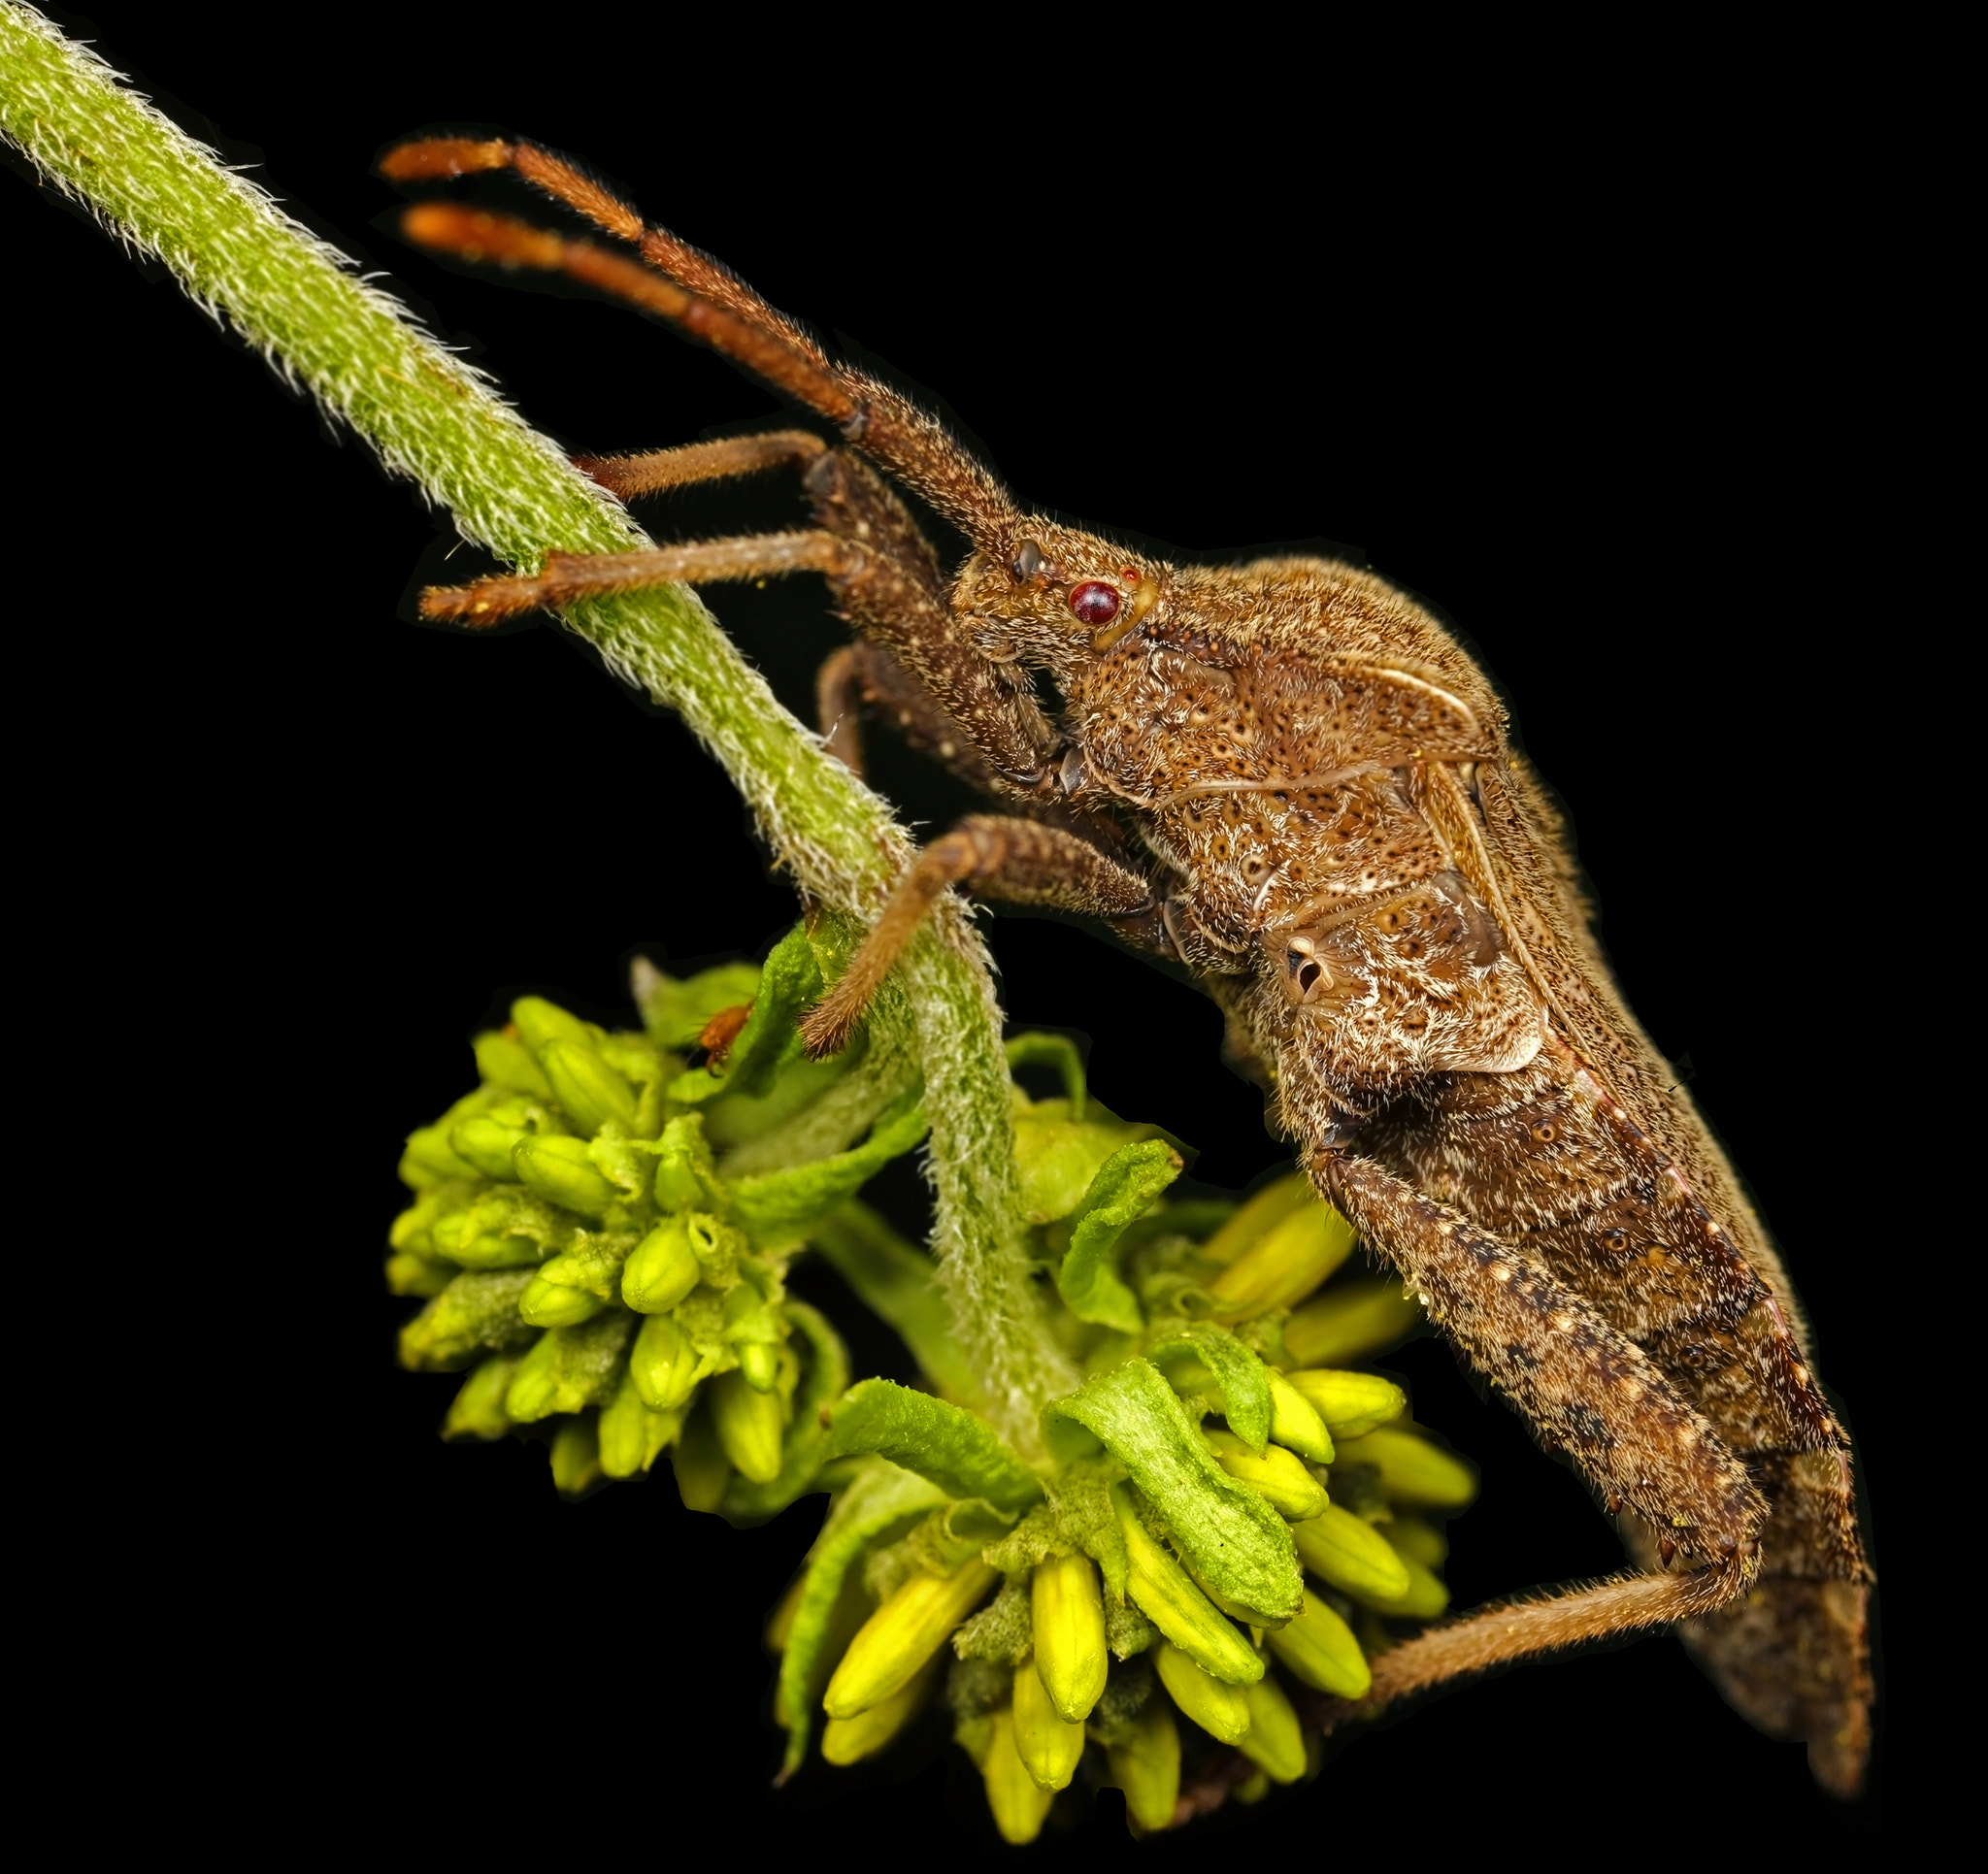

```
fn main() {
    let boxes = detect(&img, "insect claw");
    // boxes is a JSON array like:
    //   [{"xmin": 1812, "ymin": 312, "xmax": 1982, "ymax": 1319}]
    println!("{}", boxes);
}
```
[
  {"xmin": 418, "ymin": 572, "xmax": 545, "ymax": 625},
  {"xmin": 1659, "ymin": 1538, "xmax": 1677, "ymax": 1568},
  {"xmin": 797, "ymin": 993, "xmax": 861, "ymax": 1062},
  {"xmin": 1108, "ymin": 900, "xmax": 1174, "ymax": 960},
  {"xmin": 1309, "ymin": 1113, "xmax": 1369, "ymax": 1152}
]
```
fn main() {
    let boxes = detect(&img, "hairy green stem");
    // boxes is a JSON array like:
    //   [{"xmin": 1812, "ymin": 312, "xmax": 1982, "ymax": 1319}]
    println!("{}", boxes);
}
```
[{"xmin": 0, "ymin": 4, "xmax": 1076, "ymax": 1441}]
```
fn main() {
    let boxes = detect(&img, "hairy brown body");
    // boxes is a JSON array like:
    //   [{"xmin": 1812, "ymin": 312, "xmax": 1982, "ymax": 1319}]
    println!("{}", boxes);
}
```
[
  {"xmin": 386, "ymin": 134, "xmax": 1872, "ymax": 1796},
  {"xmin": 1055, "ymin": 561, "xmax": 1870, "ymax": 1790}
]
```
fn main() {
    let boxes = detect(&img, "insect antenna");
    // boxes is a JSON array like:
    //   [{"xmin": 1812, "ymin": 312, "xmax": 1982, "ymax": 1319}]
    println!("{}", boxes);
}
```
[
  {"xmin": 386, "ymin": 139, "xmax": 1020, "ymax": 562},
  {"xmin": 381, "ymin": 138, "xmax": 833, "ymax": 367}
]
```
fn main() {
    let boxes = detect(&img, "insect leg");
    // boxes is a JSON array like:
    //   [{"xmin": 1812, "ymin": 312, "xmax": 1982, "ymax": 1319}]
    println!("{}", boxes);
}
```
[
  {"xmin": 1322, "ymin": 1562, "xmax": 1740, "ymax": 1724},
  {"xmin": 815, "ymin": 637, "xmax": 1021, "ymax": 803},
  {"xmin": 799, "ymin": 818, "xmax": 1165, "ymax": 1059},
  {"xmin": 802, "ymin": 450, "xmax": 1058, "ymax": 790},
  {"xmin": 423, "ymin": 464, "xmax": 1058, "ymax": 786},
  {"xmin": 815, "ymin": 644, "xmax": 869, "ymax": 777},
  {"xmin": 419, "ymin": 532, "xmax": 847, "ymax": 624},
  {"xmin": 1315, "ymin": 1149, "xmax": 1769, "ymax": 1562},
  {"xmin": 569, "ymin": 424, "xmax": 1014, "ymax": 772}
]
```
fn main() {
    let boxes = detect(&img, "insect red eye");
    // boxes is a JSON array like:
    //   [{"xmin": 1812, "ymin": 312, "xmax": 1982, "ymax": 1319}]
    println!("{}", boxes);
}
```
[{"xmin": 1069, "ymin": 581, "xmax": 1121, "ymax": 625}]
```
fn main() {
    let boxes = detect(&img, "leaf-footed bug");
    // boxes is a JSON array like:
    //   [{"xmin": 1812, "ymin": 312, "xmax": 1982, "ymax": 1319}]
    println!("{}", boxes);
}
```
[{"xmin": 381, "ymin": 131, "xmax": 1873, "ymax": 1798}]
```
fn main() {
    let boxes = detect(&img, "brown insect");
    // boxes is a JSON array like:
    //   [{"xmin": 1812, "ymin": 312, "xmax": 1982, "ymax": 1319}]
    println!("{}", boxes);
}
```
[{"xmin": 381, "ymin": 133, "xmax": 1873, "ymax": 1796}]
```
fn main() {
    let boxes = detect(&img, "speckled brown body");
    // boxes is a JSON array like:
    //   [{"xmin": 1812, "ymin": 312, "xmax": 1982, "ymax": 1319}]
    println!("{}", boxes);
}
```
[
  {"xmin": 974, "ymin": 547, "xmax": 1872, "ymax": 1791},
  {"xmin": 393, "ymin": 137, "xmax": 1872, "ymax": 1796}
]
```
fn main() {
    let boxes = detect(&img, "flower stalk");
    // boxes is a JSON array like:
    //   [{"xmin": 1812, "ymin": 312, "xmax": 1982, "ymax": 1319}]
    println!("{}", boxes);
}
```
[{"xmin": 0, "ymin": 4, "xmax": 1072, "ymax": 1438}]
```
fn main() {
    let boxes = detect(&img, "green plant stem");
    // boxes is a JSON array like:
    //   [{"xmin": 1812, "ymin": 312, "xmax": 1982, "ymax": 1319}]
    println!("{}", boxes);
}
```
[{"xmin": 0, "ymin": 5, "xmax": 1076, "ymax": 1442}]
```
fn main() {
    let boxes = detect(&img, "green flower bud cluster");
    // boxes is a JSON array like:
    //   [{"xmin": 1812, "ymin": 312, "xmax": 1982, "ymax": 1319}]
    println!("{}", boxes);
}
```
[
  {"xmin": 388, "ymin": 927, "xmax": 929, "ymax": 1515},
  {"xmin": 388, "ymin": 951, "xmax": 1482, "ymax": 1841},
  {"xmin": 768, "ymin": 1042, "xmax": 1481, "ymax": 1844}
]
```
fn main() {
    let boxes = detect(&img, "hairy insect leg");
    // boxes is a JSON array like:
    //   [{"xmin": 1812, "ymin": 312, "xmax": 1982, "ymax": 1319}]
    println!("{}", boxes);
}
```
[
  {"xmin": 1303, "ymin": 1144, "xmax": 1787, "ymax": 1721},
  {"xmin": 420, "ymin": 532, "xmax": 845, "ymax": 624},
  {"xmin": 1315, "ymin": 1149, "xmax": 1769, "ymax": 1563},
  {"xmin": 1322, "ymin": 1563, "xmax": 1737, "ymax": 1726},
  {"xmin": 815, "ymin": 644, "xmax": 869, "ymax": 776},
  {"xmin": 815, "ymin": 636, "xmax": 1016, "ymax": 798},
  {"xmin": 802, "ymin": 450, "xmax": 1056, "ymax": 787},
  {"xmin": 426, "ymin": 416, "xmax": 1061, "ymax": 787},
  {"xmin": 799, "ymin": 818, "xmax": 1163, "ymax": 1059}
]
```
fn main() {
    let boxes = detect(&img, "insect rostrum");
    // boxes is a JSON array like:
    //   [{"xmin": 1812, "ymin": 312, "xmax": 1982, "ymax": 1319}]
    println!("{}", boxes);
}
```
[{"xmin": 384, "ymin": 136, "xmax": 1873, "ymax": 1796}]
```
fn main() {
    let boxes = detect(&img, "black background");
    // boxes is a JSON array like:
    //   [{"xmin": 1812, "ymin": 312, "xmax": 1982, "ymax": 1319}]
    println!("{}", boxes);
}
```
[{"xmin": 11, "ymin": 7, "xmax": 1897, "ymax": 1857}]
